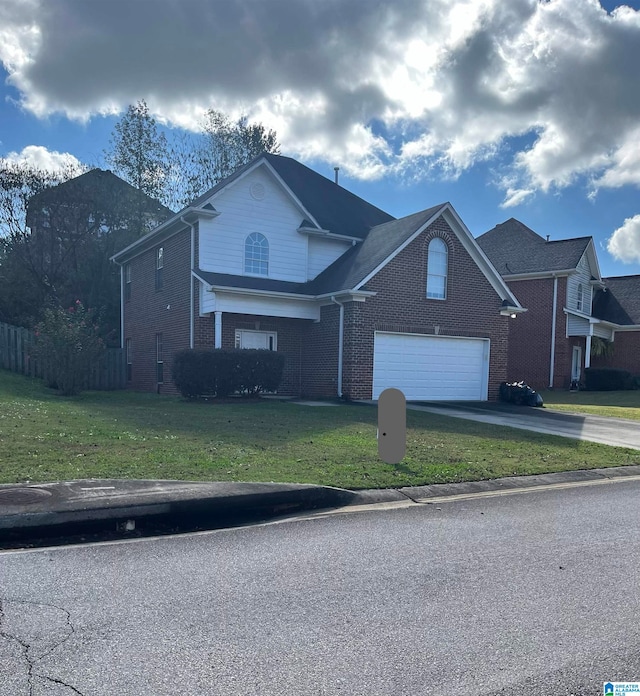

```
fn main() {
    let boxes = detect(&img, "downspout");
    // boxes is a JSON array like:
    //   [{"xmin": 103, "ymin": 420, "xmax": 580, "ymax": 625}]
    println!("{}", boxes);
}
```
[
  {"xmin": 180, "ymin": 216, "xmax": 196, "ymax": 349},
  {"xmin": 549, "ymin": 274, "xmax": 558, "ymax": 388},
  {"xmin": 331, "ymin": 296, "xmax": 344, "ymax": 398},
  {"xmin": 119, "ymin": 264, "xmax": 124, "ymax": 350}
]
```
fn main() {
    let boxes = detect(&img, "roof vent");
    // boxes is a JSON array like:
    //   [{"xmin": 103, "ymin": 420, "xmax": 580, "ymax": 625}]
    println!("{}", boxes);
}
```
[
  {"xmin": 334, "ymin": 167, "xmax": 340, "ymax": 185},
  {"xmin": 546, "ymin": 235, "xmax": 550, "ymax": 242}
]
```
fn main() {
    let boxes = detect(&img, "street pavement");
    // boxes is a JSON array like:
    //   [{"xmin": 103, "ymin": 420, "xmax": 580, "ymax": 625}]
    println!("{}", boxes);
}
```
[{"xmin": 1, "ymin": 477, "xmax": 640, "ymax": 695}]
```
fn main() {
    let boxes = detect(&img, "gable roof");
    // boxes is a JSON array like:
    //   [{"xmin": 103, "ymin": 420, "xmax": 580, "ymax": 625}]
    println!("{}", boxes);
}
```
[
  {"xmin": 113, "ymin": 153, "xmax": 394, "ymax": 263},
  {"xmin": 186, "ymin": 153, "xmax": 394, "ymax": 240},
  {"xmin": 593, "ymin": 275, "xmax": 640, "ymax": 326},
  {"xmin": 198, "ymin": 202, "xmax": 521, "ymax": 307},
  {"xmin": 477, "ymin": 218, "xmax": 591, "ymax": 275},
  {"xmin": 307, "ymin": 206, "xmax": 445, "ymax": 293}
]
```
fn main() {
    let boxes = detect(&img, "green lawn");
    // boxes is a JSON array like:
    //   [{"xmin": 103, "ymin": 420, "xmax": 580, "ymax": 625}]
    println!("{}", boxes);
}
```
[
  {"xmin": 1, "ymin": 370, "xmax": 638, "ymax": 489},
  {"xmin": 541, "ymin": 389, "xmax": 640, "ymax": 421}
]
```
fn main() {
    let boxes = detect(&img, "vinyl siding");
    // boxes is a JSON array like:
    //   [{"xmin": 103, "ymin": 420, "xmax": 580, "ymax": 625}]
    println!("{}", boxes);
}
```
[
  {"xmin": 567, "ymin": 312, "xmax": 590, "ymax": 336},
  {"xmin": 212, "ymin": 291, "xmax": 320, "ymax": 320},
  {"xmin": 566, "ymin": 252, "xmax": 593, "ymax": 314},
  {"xmin": 307, "ymin": 236, "xmax": 351, "ymax": 280},
  {"xmin": 198, "ymin": 166, "xmax": 308, "ymax": 282}
]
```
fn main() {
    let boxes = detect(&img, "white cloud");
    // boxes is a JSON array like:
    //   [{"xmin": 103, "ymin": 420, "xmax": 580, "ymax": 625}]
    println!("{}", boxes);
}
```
[
  {"xmin": 1, "ymin": 0, "xmax": 640, "ymax": 202},
  {"xmin": 2, "ymin": 145, "xmax": 84, "ymax": 173},
  {"xmin": 608, "ymin": 215, "xmax": 640, "ymax": 264}
]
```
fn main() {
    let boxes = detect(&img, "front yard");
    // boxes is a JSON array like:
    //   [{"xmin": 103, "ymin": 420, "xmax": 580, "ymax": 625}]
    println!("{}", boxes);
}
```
[
  {"xmin": 1, "ymin": 370, "xmax": 639, "ymax": 489},
  {"xmin": 541, "ymin": 389, "xmax": 640, "ymax": 421}
]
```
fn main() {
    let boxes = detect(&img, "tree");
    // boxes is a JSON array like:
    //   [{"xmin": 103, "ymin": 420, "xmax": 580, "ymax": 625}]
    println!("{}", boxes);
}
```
[
  {"xmin": 0, "ymin": 159, "xmax": 86, "ymax": 326},
  {"xmin": 168, "ymin": 110, "xmax": 280, "ymax": 208},
  {"xmin": 105, "ymin": 99, "xmax": 169, "ymax": 203},
  {"xmin": 34, "ymin": 301, "xmax": 106, "ymax": 396},
  {"xmin": 0, "ymin": 165, "xmax": 172, "ymax": 336}
]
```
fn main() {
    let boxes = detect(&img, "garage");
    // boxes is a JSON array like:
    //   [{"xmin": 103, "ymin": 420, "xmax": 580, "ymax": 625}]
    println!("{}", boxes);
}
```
[{"xmin": 372, "ymin": 332, "xmax": 490, "ymax": 401}]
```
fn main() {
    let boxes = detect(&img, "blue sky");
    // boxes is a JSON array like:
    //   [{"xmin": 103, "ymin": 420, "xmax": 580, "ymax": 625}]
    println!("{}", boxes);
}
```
[{"xmin": 2, "ymin": 0, "xmax": 640, "ymax": 278}]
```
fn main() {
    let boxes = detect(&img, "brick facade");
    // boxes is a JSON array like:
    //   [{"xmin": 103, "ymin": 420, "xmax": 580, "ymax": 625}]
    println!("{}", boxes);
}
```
[
  {"xmin": 123, "ymin": 215, "xmax": 511, "ymax": 400},
  {"xmin": 124, "ymin": 228, "xmax": 192, "ymax": 394},
  {"xmin": 341, "ymin": 217, "xmax": 510, "ymax": 400},
  {"xmin": 592, "ymin": 332, "xmax": 640, "ymax": 374},
  {"xmin": 504, "ymin": 276, "xmax": 588, "ymax": 390}
]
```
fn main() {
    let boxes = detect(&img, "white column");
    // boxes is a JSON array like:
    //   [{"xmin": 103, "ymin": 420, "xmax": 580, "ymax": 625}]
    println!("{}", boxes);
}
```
[
  {"xmin": 214, "ymin": 311, "xmax": 222, "ymax": 349},
  {"xmin": 585, "ymin": 333, "xmax": 592, "ymax": 369}
]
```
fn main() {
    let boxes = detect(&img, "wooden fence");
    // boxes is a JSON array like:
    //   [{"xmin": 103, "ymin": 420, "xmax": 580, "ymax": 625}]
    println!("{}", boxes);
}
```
[{"xmin": 0, "ymin": 321, "xmax": 125, "ymax": 390}]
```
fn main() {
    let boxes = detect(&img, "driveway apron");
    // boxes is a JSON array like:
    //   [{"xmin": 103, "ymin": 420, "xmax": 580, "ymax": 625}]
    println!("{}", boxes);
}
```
[{"xmin": 408, "ymin": 404, "xmax": 640, "ymax": 450}]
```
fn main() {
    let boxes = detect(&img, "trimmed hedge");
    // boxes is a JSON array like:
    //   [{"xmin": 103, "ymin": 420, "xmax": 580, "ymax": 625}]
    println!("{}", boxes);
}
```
[
  {"xmin": 584, "ymin": 367, "xmax": 635, "ymax": 391},
  {"xmin": 172, "ymin": 349, "xmax": 285, "ymax": 399}
]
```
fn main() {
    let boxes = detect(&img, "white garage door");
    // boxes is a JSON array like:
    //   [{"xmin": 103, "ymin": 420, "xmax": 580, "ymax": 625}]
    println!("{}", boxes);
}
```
[{"xmin": 372, "ymin": 332, "xmax": 489, "ymax": 401}]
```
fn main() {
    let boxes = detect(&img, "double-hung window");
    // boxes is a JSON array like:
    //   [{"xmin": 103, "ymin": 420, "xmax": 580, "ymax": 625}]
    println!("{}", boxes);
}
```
[
  {"xmin": 156, "ymin": 247, "xmax": 164, "ymax": 290},
  {"xmin": 426, "ymin": 238, "xmax": 448, "ymax": 299},
  {"xmin": 156, "ymin": 333, "xmax": 164, "ymax": 384},
  {"xmin": 124, "ymin": 264, "xmax": 131, "ymax": 301}
]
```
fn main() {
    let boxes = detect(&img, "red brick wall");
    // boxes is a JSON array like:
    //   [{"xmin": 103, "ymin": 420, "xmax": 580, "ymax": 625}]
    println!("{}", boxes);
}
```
[
  {"xmin": 341, "ymin": 216, "xmax": 510, "ymax": 400},
  {"xmin": 213, "ymin": 313, "xmax": 305, "ymax": 395},
  {"xmin": 301, "ymin": 304, "xmax": 340, "ymax": 398},
  {"xmin": 123, "ymin": 228, "xmax": 192, "ymax": 394},
  {"xmin": 592, "ymin": 331, "xmax": 640, "ymax": 375},
  {"xmin": 505, "ymin": 276, "xmax": 585, "ymax": 390}
]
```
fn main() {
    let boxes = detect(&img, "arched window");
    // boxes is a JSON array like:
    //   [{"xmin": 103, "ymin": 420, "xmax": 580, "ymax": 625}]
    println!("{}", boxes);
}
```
[
  {"xmin": 577, "ymin": 283, "xmax": 584, "ymax": 312},
  {"xmin": 426, "ymin": 237, "xmax": 448, "ymax": 299},
  {"xmin": 245, "ymin": 233, "xmax": 269, "ymax": 275}
]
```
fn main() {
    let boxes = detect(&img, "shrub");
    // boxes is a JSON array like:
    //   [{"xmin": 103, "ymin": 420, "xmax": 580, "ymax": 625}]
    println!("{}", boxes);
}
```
[
  {"xmin": 34, "ymin": 301, "xmax": 106, "ymax": 396},
  {"xmin": 172, "ymin": 348, "xmax": 285, "ymax": 399},
  {"xmin": 584, "ymin": 367, "xmax": 635, "ymax": 391}
]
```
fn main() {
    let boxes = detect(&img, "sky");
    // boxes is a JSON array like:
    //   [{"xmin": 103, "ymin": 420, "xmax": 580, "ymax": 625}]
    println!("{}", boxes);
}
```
[{"xmin": 1, "ymin": 0, "xmax": 640, "ymax": 278}]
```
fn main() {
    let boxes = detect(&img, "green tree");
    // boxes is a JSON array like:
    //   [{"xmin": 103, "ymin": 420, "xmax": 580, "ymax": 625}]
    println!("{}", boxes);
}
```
[
  {"xmin": 34, "ymin": 301, "xmax": 106, "ymax": 396},
  {"xmin": 0, "ymin": 159, "xmax": 86, "ymax": 327},
  {"xmin": 168, "ymin": 110, "xmax": 280, "ymax": 208},
  {"xmin": 105, "ymin": 99, "xmax": 169, "ymax": 203}
]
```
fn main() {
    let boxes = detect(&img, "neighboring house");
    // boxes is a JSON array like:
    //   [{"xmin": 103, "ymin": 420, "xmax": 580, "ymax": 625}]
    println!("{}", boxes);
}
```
[
  {"xmin": 111, "ymin": 154, "xmax": 523, "ymax": 401},
  {"xmin": 477, "ymin": 218, "xmax": 640, "ymax": 389},
  {"xmin": 591, "ymin": 275, "xmax": 640, "ymax": 374}
]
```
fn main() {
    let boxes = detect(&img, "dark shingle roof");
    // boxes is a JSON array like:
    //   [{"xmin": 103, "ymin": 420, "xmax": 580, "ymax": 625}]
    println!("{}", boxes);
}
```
[
  {"xmin": 477, "ymin": 218, "xmax": 591, "ymax": 275},
  {"xmin": 306, "ymin": 206, "xmax": 445, "ymax": 293},
  {"xmin": 593, "ymin": 275, "xmax": 640, "ymax": 325},
  {"xmin": 194, "ymin": 271, "xmax": 316, "ymax": 296},
  {"xmin": 197, "ymin": 205, "xmax": 446, "ymax": 296},
  {"xmin": 187, "ymin": 153, "xmax": 394, "ymax": 240}
]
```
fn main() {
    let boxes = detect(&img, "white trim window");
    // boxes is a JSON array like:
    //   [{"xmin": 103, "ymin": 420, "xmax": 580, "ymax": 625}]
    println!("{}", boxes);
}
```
[
  {"xmin": 577, "ymin": 283, "xmax": 584, "ymax": 312},
  {"xmin": 244, "ymin": 233, "xmax": 269, "ymax": 276},
  {"xmin": 156, "ymin": 246, "xmax": 164, "ymax": 290},
  {"xmin": 427, "ymin": 237, "xmax": 448, "ymax": 299},
  {"xmin": 235, "ymin": 329, "xmax": 277, "ymax": 351}
]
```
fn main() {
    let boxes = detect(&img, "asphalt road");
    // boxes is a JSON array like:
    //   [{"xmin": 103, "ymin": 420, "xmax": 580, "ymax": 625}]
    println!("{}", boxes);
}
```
[{"xmin": 1, "ymin": 480, "xmax": 640, "ymax": 695}]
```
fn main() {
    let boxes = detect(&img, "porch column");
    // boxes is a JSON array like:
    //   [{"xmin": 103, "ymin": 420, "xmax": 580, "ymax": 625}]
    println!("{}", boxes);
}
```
[
  {"xmin": 585, "ymin": 333, "xmax": 592, "ymax": 369},
  {"xmin": 214, "ymin": 311, "xmax": 222, "ymax": 349}
]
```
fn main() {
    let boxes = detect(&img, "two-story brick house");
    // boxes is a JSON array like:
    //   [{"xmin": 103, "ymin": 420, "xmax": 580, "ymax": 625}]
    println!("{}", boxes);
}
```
[
  {"xmin": 111, "ymin": 154, "xmax": 523, "ymax": 401},
  {"xmin": 477, "ymin": 218, "xmax": 640, "ymax": 389}
]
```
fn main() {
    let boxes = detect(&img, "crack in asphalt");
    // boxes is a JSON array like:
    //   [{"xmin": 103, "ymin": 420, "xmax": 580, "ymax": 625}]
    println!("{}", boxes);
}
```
[{"xmin": 0, "ymin": 597, "xmax": 85, "ymax": 696}]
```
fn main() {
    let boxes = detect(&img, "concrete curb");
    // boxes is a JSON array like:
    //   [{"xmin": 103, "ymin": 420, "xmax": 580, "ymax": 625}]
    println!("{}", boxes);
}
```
[{"xmin": 2, "ymin": 465, "xmax": 640, "ymax": 547}]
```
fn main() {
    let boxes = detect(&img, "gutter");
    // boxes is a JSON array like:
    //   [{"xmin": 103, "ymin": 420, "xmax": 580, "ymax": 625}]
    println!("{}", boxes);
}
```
[
  {"xmin": 331, "ymin": 296, "xmax": 345, "ymax": 398},
  {"xmin": 180, "ymin": 216, "xmax": 196, "ymax": 349},
  {"xmin": 549, "ymin": 274, "xmax": 558, "ymax": 388}
]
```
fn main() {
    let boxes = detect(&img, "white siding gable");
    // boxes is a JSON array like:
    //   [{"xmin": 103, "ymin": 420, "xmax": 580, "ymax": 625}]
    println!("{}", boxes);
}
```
[
  {"xmin": 567, "ymin": 251, "xmax": 593, "ymax": 315},
  {"xmin": 198, "ymin": 166, "xmax": 309, "ymax": 282},
  {"xmin": 307, "ymin": 236, "xmax": 352, "ymax": 280}
]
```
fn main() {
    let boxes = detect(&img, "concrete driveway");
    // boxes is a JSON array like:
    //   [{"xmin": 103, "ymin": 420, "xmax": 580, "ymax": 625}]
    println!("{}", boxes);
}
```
[{"xmin": 406, "ymin": 402, "xmax": 640, "ymax": 450}]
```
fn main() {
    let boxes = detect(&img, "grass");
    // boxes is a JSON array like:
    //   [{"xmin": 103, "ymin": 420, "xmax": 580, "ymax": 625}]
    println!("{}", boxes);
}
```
[
  {"xmin": 541, "ymin": 389, "xmax": 640, "ymax": 421},
  {"xmin": 1, "ymin": 369, "xmax": 638, "ymax": 489}
]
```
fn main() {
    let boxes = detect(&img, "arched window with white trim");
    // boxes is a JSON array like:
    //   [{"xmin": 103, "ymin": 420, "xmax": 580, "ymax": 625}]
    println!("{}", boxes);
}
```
[
  {"xmin": 244, "ymin": 233, "xmax": 269, "ymax": 276},
  {"xmin": 427, "ymin": 237, "xmax": 448, "ymax": 299}
]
